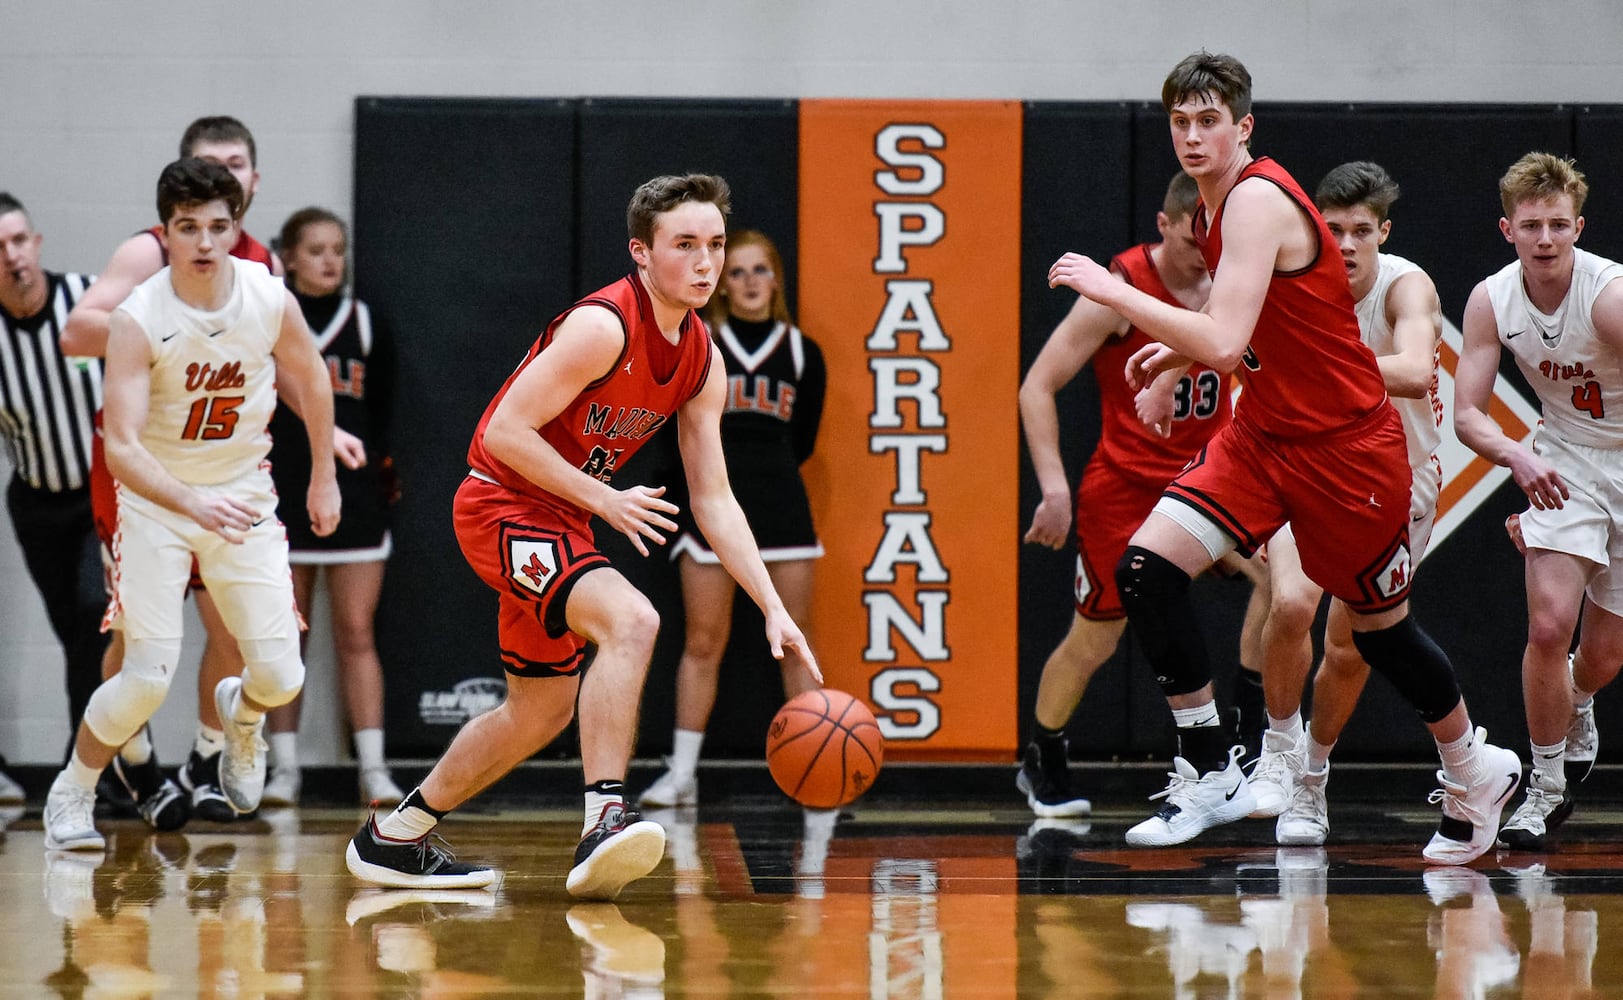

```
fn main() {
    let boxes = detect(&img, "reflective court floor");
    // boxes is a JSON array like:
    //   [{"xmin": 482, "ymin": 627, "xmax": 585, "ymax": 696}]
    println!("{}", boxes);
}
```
[{"xmin": 3, "ymin": 778, "xmax": 1623, "ymax": 997}]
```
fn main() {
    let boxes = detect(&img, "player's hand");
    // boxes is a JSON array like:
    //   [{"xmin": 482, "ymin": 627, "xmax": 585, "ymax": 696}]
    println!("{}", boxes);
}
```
[
  {"xmin": 1507, "ymin": 449, "xmax": 1569, "ymax": 511},
  {"xmin": 333, "ymin": 428, "xmax": 368, "ymax": 470},
  {"xmin": 1024, "ymin": 491, "xmax": 1072, "ymax": 549},
  {"xmin": 1124, "ymin": 342, "xmax": 1191, "ymax": 391},
  {"xmin": 766, "ymin": 609, "xmax": 823, "ymax": 685},
  {"xmin": 1047, "ymin": 252, "xmax": 1117, "ymax": 302},
  {"xmin": 307, "ymin": 476, "xmax": 342, "ymax": 537},
  {"xmin": 1505, "ymin": 511, "xmax": 1527, "ymax": 554},
  {"xmin": 1135, "ymin": 383, "xmax": 1175, "ymax": 438},
  {"xmin": 601, "ymin": 484, "xmax": 679, "ymax": 557},
  {"xmin": 188, "ymin": 491, "xmax": 260, "ymax": 544}
]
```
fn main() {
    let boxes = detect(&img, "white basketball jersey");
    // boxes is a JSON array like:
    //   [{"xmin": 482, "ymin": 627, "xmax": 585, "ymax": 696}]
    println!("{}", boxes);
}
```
[
  {"xmin": 117, "ymin": 257, "xmax": 284, "ymax": 485},
  {"xmin": 1487, "ymin": 246, "xmax": 1623, "ymax": 448},
  {"xmin": 1355, "ymin": 253, "xmax": 1442, "ymax": 517}
]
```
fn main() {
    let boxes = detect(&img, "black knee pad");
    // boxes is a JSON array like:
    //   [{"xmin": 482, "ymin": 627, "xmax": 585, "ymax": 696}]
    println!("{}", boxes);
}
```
[
  {"xmin": 1115, "ymin": 546, "xmax": 1210, "ymax": 697},
  {"xmin": 1351, "ymin": 616, "xmax": 1462, "ymax": 724}
]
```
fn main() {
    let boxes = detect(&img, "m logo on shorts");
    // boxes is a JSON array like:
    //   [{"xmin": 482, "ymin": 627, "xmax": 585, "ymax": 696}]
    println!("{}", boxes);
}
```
[
  {"xmin": 1373, "ymin": 544, "xmax": 1412, "ymax": 600},
  {"xmin": 509, "ymin": 538, "xmax": 561, "ymax": 597}
]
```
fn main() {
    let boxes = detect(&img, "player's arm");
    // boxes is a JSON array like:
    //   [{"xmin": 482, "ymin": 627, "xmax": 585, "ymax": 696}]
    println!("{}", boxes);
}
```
[
  {"xmin": 1377, "ymin": 270, "xmax": 1443, "ymax": 398},
  {"xmin": 482, "ymin": 306, "xmax": 677, "ymax": 555},
  {"xmin": 1455, "ymin": 281, "xmax": 1567, "ymax": 510},
  {"xmin": 1588, "ymin": 276, "xmax": 1623, "ymax": 358},
  {"xmin": 1050, "ymin": 180, "xmax": 1282, "ymax": 375},
  {"xmin": 272, "ymin": 290, "xmax": 341, "ymax": 536},
  {"xmin": 103, "ymin": 310, "xmax": 258, "ymax": 541},
  {"xmin": 679, "ymin": 347, "xmax": 821, "ymax": 681},
  {"xmin": 1018, "ymin": 288, "xmax": 1126, "ymax": 549},
  {"xmin": 61, "ymin": 234, "xmax": 164, "ymax": 357}
]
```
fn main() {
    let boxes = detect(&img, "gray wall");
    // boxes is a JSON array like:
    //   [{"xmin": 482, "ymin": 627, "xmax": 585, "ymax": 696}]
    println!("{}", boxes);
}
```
[{"xmin": 3, "ymin": 0, "xmax": 1621, "ymax": 764}]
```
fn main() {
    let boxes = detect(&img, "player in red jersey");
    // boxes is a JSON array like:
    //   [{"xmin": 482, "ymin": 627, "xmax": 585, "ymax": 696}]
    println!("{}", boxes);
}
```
[
  {"xmin": 1017, "ymin": 172, "xmax": 1267, "ymax": 820},
  {"xmin": 345, "ymin": 174, "xmax": 820, "ymax": 899},
  {"xmin": 1048, "ymin": 52, "xmax": 1518, "ymax": 863},
  {"xmin": 62, "ymin": 116, "xmax": 359, "ymax": 827}
]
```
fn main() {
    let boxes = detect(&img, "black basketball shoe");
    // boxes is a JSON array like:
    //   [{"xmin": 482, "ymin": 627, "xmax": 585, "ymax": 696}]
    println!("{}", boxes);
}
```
[
  {"xmin": 111, "ymin": 753, "xmax": 190, "ymax": 831},
  {"xmin": 179, "ymin": 749, "xmax": 244, "ymax": 822},
  {"xmin": 1016, "ymin": 742, "xmax": 1092, "ymax": 819},
  {"xmin": 345, "ymin": 813, "xmax": 498, "ymax": 889},
  {"xmin": 566, "ymin": 803, "xmax": 666, "ymax": 901}
]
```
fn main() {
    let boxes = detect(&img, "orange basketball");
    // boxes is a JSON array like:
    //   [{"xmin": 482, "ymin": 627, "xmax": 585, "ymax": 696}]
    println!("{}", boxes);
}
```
[{"xmin": 766, "ymin": 688, "xmax": 885, "ymax": 808}]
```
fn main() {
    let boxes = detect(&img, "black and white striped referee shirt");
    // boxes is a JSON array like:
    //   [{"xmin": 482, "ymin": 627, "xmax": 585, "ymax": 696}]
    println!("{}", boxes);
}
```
[{"xmin": 0, "ymin": 271, "xmax": 102, "ymax": 492}]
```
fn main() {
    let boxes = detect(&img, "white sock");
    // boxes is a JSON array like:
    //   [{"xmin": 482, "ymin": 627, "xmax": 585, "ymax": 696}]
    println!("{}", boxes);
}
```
[
  {"xmin": 270, "ymin": 732, "xmax": 298, "ymax": 772},
  {"xmin": 1436, "ymin": 726, "xmax": 1482, "ymax": 786},
  {"xmin": 354, "ymin": 728, "xmax": 387, "ymax": 772},
  {"xmin": 670, "ymin": 729, "xmax": 704, "ymax": 779},
  {"xmin": 195, "ymin": 726, "xmax": 225, "ymax": 757},
  {"xmin": 1531, "ymin": 739, "xmax": 1566, "ymax": 789},
  {"xmin": 377, "ymin": 790, "xmax": 440, "ymax": 841},
  {"xmin": 120, "ymin": 726, "xmax": 154, "ymax": 765},
  {"xmin": 1305, "ymin": 734, "xmax": 1336, "ymax": 774},
  {"xmin": 1266, "ymin": 712, "xmax": 1304, "ymax": 744},
  {"xmin": 64, "ymin": 754, "xmax": 102, "ymax": 791},
  {"xmin": 1171, "ymin": 702, "xmax": 1221, "ymax": 728}
]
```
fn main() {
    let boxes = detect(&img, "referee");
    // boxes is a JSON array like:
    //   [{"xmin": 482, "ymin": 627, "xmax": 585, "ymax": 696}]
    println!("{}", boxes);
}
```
[{"xmin": 0, "ymin": 192, "xmax": 107, "ymax": 799}]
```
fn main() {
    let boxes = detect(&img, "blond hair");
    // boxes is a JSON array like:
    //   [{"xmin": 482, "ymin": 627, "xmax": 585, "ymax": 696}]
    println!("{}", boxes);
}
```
[{"xmin": 1499, "ymin": 152, "xmax": 1588, "ymax": 218}]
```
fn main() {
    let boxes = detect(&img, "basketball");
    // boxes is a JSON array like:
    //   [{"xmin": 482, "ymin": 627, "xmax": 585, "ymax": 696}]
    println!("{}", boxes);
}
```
[{"xmin": 766, "ymin": 688, "xmax": 885, "ymax": 808}]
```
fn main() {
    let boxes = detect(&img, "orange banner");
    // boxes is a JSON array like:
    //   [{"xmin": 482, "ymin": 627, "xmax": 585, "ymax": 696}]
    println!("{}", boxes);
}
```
[{"xmin": 799, "ymin": 100, "xmax": 1022, "ymax": 759}]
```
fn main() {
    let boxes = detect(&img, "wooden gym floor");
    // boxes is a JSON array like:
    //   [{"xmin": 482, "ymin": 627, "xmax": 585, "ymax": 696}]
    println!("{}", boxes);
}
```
[{"xmin": 1, "ymin": 763, "xmax": 1621, "ymax": 997}]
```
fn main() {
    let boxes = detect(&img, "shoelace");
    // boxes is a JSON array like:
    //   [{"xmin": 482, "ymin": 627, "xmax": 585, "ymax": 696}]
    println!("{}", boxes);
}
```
[
  {"xmin": 1426, "ymin": 772, "xmax": 1485, "ymax": 825},
  {"xmin": 1146, "ymin": 770, "xmax": 1194, "ymax": 803},
  {"xmin": 414, "ymin": 832, "xmax": 460, "ymax": 869}
]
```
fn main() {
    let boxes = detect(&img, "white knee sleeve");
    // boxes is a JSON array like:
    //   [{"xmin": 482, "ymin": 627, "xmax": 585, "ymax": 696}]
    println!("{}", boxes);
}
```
[
  {"xmin": 239, "ymin": 634, "xmax": 305, "ymax": 708},
  {"xmin": 83, "ymin": 636, "xmax": 180, "ymax": 746}
]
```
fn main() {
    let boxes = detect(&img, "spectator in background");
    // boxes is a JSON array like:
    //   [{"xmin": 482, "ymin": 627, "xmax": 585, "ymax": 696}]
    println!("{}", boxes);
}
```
[
  {"xmin": 260, "ymin": 208, "xmax": 404, "ymax": 808},
  {"xmin": 0, "ymin": 192, "xmax": 107, "ymax": 806},
  {"xmin": 639, "ymin": 229, "xmax": 825, "ymax": 809}
]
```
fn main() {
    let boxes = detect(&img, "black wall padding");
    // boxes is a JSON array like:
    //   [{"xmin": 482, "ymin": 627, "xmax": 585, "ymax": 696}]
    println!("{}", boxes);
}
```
[{"xmin": 354, "ymin": 98, "xmax": 577, "ymax": 753}]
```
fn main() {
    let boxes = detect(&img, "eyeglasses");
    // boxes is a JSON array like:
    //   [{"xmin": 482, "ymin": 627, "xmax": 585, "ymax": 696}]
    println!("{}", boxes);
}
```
[{"xmin": 726, "ymin": 264, "xmax": 774, "ymax": 281}]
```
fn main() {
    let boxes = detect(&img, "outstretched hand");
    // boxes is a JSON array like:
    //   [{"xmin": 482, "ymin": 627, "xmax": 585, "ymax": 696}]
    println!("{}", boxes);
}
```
[{"xmin": 601, "ymin": 484, "xmax": 679, "ymax": 557}]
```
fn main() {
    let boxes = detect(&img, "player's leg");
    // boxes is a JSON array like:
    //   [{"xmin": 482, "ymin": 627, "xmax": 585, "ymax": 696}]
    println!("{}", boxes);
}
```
[
  {"xmin": 1019, "ymin": 614, "xmax": 1125, "ymax": 818},
  {"xmin": 262, "ymin": 563, "xmax": 317, "ymax": 806},
  {"xmin": 1117, "ymin": 504, "xmax": 1255, "ymax": 847},
  {"xmin": 1222, "ymin": 550, "xmax": 1270, "ymax": 763},
  {"xmin": 1275, "ymin": 598, "xmax": 1366, "ymax": 846},
  {"xmin": 179, "ymin": 586, "xmax": 250, "ymax": 820},
  {"xmin": 1347, "ymin": 602, "xmax": 1519, "ymax": 865},
  {"xmin": 326, "ymin": 559, "xmax": 402, "ymax": 805},
  {"xmin": 47, "ymin": 507, "xmax": 192, "ymax": 850},
  {"xmin": 1248, "ymin": 524, "xmax": 1322, "ymax": 819},
  {"xmin": 1568, "ymin": 597, "xmax": 1623, "ymax": 778},
  {"xmin": 640, "ymin": 555, "xmax": 735, "ymax": 808},
  {"xmin": 197, "ymin": 501, "xmax": 310, "ymax": 816}
]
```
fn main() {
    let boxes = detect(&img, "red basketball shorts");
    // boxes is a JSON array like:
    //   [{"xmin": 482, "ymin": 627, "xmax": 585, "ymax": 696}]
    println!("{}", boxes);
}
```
[
  {"xmin": 1164, "ymin": 405, "xmax": 1414, "ymax": 614},
  {"xmin": 1073, "ymin": 461, "xmax": 1176, "ymax": 620},
  {"xmin": 452, "ymin": 474, "xmax": 610, "ymax": 677}
]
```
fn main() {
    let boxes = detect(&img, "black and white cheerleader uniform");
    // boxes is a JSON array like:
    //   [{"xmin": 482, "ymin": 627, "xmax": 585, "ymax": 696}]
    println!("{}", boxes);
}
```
[
  {"xmin": 268, "ymin": 289, "xmax": 397, "ymax": 563},
  {"xmin": 670, "ymin": 315, "xmax": 826, "ymax": 562}
]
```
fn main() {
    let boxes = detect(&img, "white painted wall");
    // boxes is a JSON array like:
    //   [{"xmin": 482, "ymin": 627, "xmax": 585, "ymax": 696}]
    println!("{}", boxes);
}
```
[{"xmin": 3, "ymin": 0, "xmax": 1621, "ymax": 763}]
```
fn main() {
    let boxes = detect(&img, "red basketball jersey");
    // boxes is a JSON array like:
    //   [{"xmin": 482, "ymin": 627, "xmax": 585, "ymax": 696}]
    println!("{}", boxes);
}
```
[
  {"xmin": 1092, "ymin": 244, "xmax": 1232, "ymax": 482},
  {"xmin": 145, "ymin": 225, "xmax": 276, "ymax": 269},
  {"xmin": 467, "ymin": 272, "xmax": 714, "ymax": 529},
  {"xmin": 1194, "ymin": 157, "xmax": 1387, "ymax": 437}
]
